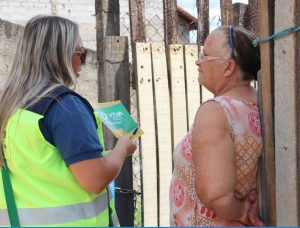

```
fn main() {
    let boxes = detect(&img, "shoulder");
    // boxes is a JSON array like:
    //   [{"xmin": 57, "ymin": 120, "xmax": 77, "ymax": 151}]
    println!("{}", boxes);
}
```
[
  {"xmin": 48, "ymin": 93, "xmax": 96, "ymax": 126},
  {"xmin": 193, "ymin": 100, "xmax": 231, "ymax": 138},
  {"xmin": 195, "ymin": 100, "xmax": 227, "ymax": 126},
  {"xmin": 55, "ymin": 93, "xmax": 89, "ymax": 111},
  {"xmin": 27, "ymin": 85, "xmax": 93, "ymax": 116}
]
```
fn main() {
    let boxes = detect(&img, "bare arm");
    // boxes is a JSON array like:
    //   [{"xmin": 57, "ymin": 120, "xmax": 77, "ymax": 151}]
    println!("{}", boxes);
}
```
[
  {"xmin": 69, "ymin": 135, "xmax": 137, "ymax": 194},
  {"xmin": 192, "ymin": 101, "xmax": 250, "ymax": 222}
]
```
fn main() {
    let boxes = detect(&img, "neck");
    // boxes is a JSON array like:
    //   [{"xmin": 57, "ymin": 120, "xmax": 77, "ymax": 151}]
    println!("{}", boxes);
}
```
[{"xmin": 214, "ymin": 80, "xmax": 251, "ymax": 97}]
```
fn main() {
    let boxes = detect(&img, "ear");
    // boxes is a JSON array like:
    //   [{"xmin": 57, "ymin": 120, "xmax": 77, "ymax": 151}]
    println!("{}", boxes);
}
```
[{"xmin": 224, "ymin": 59, "xmax": 237, "ymax": 78}]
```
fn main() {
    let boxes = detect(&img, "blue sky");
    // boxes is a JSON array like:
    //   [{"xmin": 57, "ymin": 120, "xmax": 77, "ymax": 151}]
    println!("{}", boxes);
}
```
[{"xmin": 177, "ymin": 0, "xmax": 249, "ymax": 30}]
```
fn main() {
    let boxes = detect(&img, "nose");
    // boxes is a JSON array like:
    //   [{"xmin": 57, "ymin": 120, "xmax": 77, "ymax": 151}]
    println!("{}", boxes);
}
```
[{"xmin": 196, "ymin": 57, "xmax": 204, "ymax": 66}]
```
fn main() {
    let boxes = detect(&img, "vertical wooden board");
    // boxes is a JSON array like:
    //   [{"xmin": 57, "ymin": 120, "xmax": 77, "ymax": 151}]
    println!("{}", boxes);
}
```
[
  {"xmin": 220, "ymin": 0, "xmax": 233, "ymax": 25},
  {"xmin": 164, "ymin": 0, "xmax": 178, "ymax": 44},
  {"xmin": 104, "ymin": 36, "xmax": 134, "ymax": 226},
  {"xmin": 169, "ymin": 44, "xmax": 188, "ymax": 146},
  {"xmin": 96, "ymin": 0, "xmax": 120, "ymax": 100},
  {"xmin": 184, "ymin": 45, "xmax": 200, "ymax": 129},
  {"xmin": 197, "ymin": 0, "xmax": 209, "ymax": 45},
  {"xmin": 274, "ymin": 0, "xmax": 298, "ymax": 225},
  {"xmin": 258, "ymin": 0, "xmax": 276, "ymax": 225},
  {"xmin": 151, "ymin": 43, "xmax": 172, "ymax": 226},
  {"xmin": 135, "ymin": 43, "xmax": 158, "ymax": 226}
]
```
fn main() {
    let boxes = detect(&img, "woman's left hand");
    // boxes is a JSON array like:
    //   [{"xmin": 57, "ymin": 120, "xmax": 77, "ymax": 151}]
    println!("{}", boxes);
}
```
[
  {"xmin": 247, "ymin": 190, "xmax": 265, "ymax": 226},
  {"xmin": 237, "ymin": 190, "xmax": 265, "ymax": 226},
  {"xmin": 213, "ymin": 192, "xmax": 265, "ymax": 227}
]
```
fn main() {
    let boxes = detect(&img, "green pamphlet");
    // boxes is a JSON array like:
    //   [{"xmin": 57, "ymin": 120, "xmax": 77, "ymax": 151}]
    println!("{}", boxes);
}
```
[{"xmin": 95, "ymin": 100, "xmax": 143, "ymax": 141}]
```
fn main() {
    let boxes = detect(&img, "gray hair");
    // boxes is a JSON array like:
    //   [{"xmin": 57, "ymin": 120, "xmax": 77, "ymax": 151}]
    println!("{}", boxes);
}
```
[
  {"xmin": 213, "ymin": 26, "xmax": 261, "ymax": 81},
  {"xmin": 0, "ymin": 15, "xmax": 80, "ymax": 165}
]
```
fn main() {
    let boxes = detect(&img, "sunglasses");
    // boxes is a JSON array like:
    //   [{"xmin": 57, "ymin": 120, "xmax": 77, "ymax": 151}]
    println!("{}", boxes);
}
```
[
  {"xmin": 229, "ymin": 25, "xmax": 236, "ymax": 59},
  {"xmin": 74, "ymin": 47, "xmax": 87, "ymax": 65}
]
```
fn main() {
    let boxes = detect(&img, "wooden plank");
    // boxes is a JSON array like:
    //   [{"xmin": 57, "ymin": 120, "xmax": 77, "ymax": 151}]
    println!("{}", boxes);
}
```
[
  {"xmin": 164, "ymin": 0, "xmax": 178, "ymax": 44},
  {"xmin": 247, "ymin": 0, "xmax": 259, "ymax": 36},
  {"xmin": 95, "ymin": 0, "xmax": 120, "ymax": 100},
  {"xmin": 184, "ymin": 45, "xmax": 200, "ymax": 129},
  {"xmin": 274, "ymin": 0, "xmax": 298, "ymax": 225},
  {"xmin": 129, "ymin": 0, "xmax": 146, "ymax": 89},
  {"xmin": 257, "ymin": 0, "xmax": 276, "ymax": 225},
  {"xmin": 129, "ymin": 0, "xmax": 146, "ymax": 43},
  {"xmin": 96, "ymin": 0, "xmax": 120, "ymax": 148},
  {"xmin": 197, "ymin": 0, "xmax": 209, "ymax": 46},
  {"xmin": 232, "ymin": 3, "xmax": 248, "ymax": 27},
  {"xmin": 135, "ymin": 43, "xmax": 158, "ymax": 226},
  {"xmin": 96, "ymin": 3, "xmax": 130, "ymax": 225},
  {"xmin": 101, "ymin": 36, "xmax": 125, "ymax": 149},
  {"xmin": 95, "ymin": 0, "xmax": 120, "ymax": 37},
  {"xmin": 297, "ymin": 0, "xmax": 300, "ymax": 222},
  {"xmin": 220, "ymin": 0, "xmax": 233, "ymax": 26},
  {"xmin": 102, "ymin": 37, "xmax": 129, "ymax": 103},
  {"xmin": 169, "ymin": 44, "xmax": 188, "ymax": 148},
  {"xmin": 103, "ymin": 36, "xmax": 134, "ymax": 226},
  {"xmin": 151, "ymin": 43, "xmax": 172, "ymax": 226}
]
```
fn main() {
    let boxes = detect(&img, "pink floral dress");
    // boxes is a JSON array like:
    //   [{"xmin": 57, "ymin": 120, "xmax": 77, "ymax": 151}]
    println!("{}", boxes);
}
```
[{"xmin": 169, "ymin": 96, "xmax": 263, "ymax": 226}]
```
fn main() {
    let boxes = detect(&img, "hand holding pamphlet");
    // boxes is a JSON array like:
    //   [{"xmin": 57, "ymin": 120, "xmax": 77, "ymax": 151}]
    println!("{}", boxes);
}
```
[{"xmin": 95, "ymin": 100, "xmax": 143, "ymax": 141}]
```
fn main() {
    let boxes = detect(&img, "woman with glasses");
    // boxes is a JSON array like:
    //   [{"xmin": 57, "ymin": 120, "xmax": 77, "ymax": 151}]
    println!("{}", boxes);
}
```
[
  {"xmin": 0, "ymin": 15, "xmax": 136, "ymax": 226},
  {"xmin": 169, "ymin": 26, "xmax": 264, "ymax": 226}
]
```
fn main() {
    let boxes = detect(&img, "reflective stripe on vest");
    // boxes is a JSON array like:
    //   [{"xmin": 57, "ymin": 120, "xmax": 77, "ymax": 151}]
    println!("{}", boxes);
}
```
[{"xmin": 0, "ymin": 190, "xmax": 117, "ymax": 226}]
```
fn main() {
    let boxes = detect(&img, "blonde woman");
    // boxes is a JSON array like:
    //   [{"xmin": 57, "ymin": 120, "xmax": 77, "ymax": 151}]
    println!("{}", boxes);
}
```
[{"xmin": 0, "ymin": 15, "xmax": 136, "ymax": 226}]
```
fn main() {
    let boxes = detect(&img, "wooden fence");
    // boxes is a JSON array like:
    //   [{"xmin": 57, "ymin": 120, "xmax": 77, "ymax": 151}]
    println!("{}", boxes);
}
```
[{"xmin": 135, "ymin": 42, "xmax": 213, "ymax": 226}]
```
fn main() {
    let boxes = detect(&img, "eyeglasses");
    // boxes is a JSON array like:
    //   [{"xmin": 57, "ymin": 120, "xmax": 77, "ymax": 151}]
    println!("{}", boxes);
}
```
[
  {"xmin": 229, "ymin": 25, "xmax": 236, "ymax": 59},
  {"xmin": 74, "ymin": 47, "xmax": 87, "ymax": 65},
  {"xmin": 199, "ymin": 52, "xmax": 225, "ymax": 62}
]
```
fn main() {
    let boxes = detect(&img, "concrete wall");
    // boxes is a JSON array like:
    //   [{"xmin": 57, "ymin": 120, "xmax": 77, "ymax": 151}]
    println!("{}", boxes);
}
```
[
  {"xmin": 178, "ymin": 17, "xmax": 192, "ymax": 44},
  {"xmin": 0, "ymin": 19, "xmax": 98, "ymax": 105},
  {"xmin": 0, "ymin": 19, "xmax": 23, "ymax": 89},
  {"xmin": 0, "ymin": 0, "xmax": 136, "ymax": 51},
  {"xmin": 0, "ymin": 0, "xmax": 96, "ymax": 50},
  {"xmin": 0, "ymin": 0, "xmax": 192, "ymax": 49}
]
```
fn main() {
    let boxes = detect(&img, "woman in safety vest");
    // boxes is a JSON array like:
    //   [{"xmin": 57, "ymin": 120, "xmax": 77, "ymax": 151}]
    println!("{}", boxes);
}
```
[{"xmin": 0, "ymin": 15, "xmax": 136, "ymax": 226}]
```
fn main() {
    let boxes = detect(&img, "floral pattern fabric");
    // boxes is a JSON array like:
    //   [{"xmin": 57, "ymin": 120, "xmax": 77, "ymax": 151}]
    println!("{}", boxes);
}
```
[{"xmin": 169, "ymin": 96, "xmax": 263, "ymax": 226}]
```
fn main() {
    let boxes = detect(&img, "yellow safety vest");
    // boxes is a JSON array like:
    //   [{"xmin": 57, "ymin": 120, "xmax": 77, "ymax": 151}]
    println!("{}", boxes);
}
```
[{"xmin": 0, "ymin": 88, "xmax": 119, "ymax": 227}]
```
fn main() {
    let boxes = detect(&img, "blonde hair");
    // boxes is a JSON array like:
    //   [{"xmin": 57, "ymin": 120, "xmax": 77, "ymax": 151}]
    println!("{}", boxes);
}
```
[{"xmin": 0, "ymin": 15, "xmax": 80, "ymax": 165}]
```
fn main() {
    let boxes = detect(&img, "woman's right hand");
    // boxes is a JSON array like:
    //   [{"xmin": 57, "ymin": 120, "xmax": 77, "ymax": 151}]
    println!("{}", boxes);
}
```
[{"xmin": 116, "ymin": 135, "xmax": 137, "ymax": 156}]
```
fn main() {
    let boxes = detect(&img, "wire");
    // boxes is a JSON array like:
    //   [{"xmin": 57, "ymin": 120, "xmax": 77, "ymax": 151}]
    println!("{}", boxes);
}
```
[
  {"xmin": 115, "ymin": 187, "xmax": 141, "ymax": 195},
  {"xmin": 252, "ymin": 25, "xmax": 300, "ymax": 47}
]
